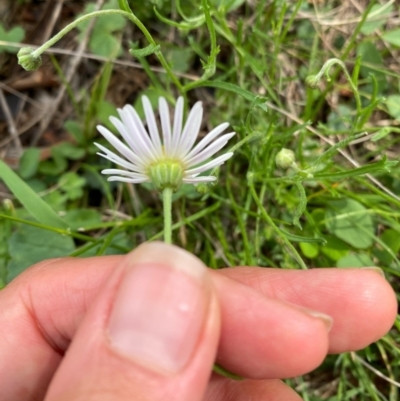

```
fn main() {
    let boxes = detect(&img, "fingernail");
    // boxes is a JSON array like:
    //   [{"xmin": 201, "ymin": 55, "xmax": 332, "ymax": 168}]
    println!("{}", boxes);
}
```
[
  {"xmin": 360, "ymin": 266, "xmax": 385, "ymax": 278},
  {"xmin": 303, "ymin": 310, "xmax": 333, "ymax": 332},
  {"xmin": 107, "ymin": 242, "xmax": 209, "ymax": 375}
]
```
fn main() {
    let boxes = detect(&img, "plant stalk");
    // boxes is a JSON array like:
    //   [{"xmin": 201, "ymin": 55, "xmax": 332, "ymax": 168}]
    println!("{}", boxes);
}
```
[{"xmin": 162, "ymin": 187, "xmax": 173, "ymax": 244}]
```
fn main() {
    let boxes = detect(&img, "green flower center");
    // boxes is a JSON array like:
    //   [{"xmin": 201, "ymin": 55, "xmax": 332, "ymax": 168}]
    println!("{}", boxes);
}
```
[{"xmin": 147, "ymin": 160, "xmax": 184, "ymax": 191}]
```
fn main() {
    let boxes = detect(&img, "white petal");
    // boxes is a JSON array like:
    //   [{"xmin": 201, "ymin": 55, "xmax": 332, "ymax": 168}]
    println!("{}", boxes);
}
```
[
  {"xmin": 107, "ymin": 176, "xmax": 149, "ymax": 183},
  {"xmin": 142, "ymin": 95, "xmax": 162, "ymax": 155},
  {"xmin": 185, "ymin": 133, "xmax": 235, "ymax": 167},
  {"xmin": 183, "ymin": 176, "xmax": 217, "ymax": 183},
  {"xmin": 184, "ymin": 123, "xmax": 230, "ymax": 160},
  {"xmin": 184, "ymin": 152, "xmax": 233, "ymax": 175},
  {"xmin": 95, "ymin": 147, "xmax": 145, "ymax": 174},
  {"xmin": 101, "ymin": 169, "xmax": 148, "ymax": 179},
  {"xmin": 96, "ymin": 126, "xmax": 148, "ymax": 167},
  {"xmin": 171, "ymin": 96, "xmax": 184, "ymax": 157},
  {"xmin": 116, "ymin": 109, "xmax": 149, "ymax": 159},
  {"xmin": 177, "ymin": 101, "xmax": 203, "ymax": 158},
  {"xmin": 159, "ymin": 97, "xmax": 171, "ymax": 155},
  {"xmin": 120, "ymin": 105, "xmax": 159, "ymax": 161},
  {"xmin": 108, "ymin": 117, "xmax": 145, "ymax": 164},
  {"xmin": 97, "ymin": 153, "xmax": 144, "ymax": 174}
]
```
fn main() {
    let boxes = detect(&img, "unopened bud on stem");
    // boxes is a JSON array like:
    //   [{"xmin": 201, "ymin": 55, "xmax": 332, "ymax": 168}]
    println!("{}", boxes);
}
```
[
  {"xmin": 305, "ymin": 75, "xmax": 321, "ymax": 89},
  {"xmin": 275, "ymin": 148, "xmax": 296, "ymax": 170},
  {"xmin": 17, "ymin": 47, "xmax": 42, "ymax": 71}
]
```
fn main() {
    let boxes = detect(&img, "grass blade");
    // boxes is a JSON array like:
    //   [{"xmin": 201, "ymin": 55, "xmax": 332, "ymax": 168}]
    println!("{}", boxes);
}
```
[{"xmin": 0, "ymin": 159, "xmax": 68, "ymax": 229}]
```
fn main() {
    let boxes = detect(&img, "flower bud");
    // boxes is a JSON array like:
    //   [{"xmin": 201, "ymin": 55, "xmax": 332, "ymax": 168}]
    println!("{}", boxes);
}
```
[
  {"xmin": 195, "ymin": 182, "xmax": 212, "ymax": 195},
  {"xmin": 305, "ymin": 75, "xmax": 320, "ymax": 89},
  {"xmin": 17, "ymin": 47, "xmax": 42, "ymax": 71},
  {"xmin": 2, "ymin": 199, "xmax": 14, "ymax": 214},
  {"xmin": 275, "ymin": 148, "xmax": 295, "ymax": 170}
]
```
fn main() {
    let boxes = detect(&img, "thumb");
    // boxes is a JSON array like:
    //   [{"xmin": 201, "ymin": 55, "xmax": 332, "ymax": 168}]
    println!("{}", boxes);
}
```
[{"xmin": 45, "ymin": 242, "xmax": 220, "ymax": 401}]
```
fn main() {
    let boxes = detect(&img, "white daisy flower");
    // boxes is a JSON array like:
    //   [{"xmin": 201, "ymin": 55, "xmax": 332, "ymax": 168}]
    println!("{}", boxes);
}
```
[{"xmin": 95, "ymin": 96, "xmax": 235, "ymax": 191}]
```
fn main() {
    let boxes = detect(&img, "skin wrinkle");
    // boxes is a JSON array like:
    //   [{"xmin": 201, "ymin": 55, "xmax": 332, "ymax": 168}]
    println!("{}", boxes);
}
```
[
  {"xmin": 21, "ymin": 272, "xmax": 75, "ymax": 353},
  {"xmin": 27, "ymin": 257, "xmax": 119, "ymax": 350},
  {"xmin": 0, "ymin": 292, "xmax": 60, "ymax": 401}
]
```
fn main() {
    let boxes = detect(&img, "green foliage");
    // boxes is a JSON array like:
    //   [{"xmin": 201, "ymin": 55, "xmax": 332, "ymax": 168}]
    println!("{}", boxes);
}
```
[
  {"xmin": 325, "ymin": 199, "xmax": 374, "ymax": 249},
  {"xmin": 63, "ymin": 209, "xmax": 102, "ymax": 230},
  {"xmin": 386, "ymin": 95, "xmax": 400, "ymax": 120},
  {"xmin": 0, "ymin": 23, "xmax": 25, "ymax": 54},
  {"xmin": 209, "ymin": 0, "xmax": 245, "ymax": 12},
  {"xmin": 76, "ymin": 0, "xmax": 126, "ymax": 57},
  {"xmin": 7, "ymin": 224, "xmax": 75, "ymax": 282},
  {"xmin": 360, "ymin": 4, "xmax": 393, "ymax": 35},
  {"xmin": 19, "ymin": 148, "xmax": 41, "ymax": 179},
  {"xmin": 0, "ymin": 159, "xmax": 68, "ymax": 229},
  {"xmin": 58, "ymin": 172, "xmax": 87, "ymax": 201},
  {"xmin": 337, "ymin": 252, "xmax": 374, "ymax": 268},
  {"xmin": 357, "ymin": 41, "xmax": 387, "ymax": 92},
  {"xmin": 382, "ymin": 28, "xmax": 400, "ymax": 47}
]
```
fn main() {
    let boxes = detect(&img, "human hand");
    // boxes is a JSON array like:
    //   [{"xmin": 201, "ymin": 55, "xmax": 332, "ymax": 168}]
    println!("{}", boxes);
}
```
[{"xmin": 0, "ymin": 242, "xmax": 396, "ymax": 400}]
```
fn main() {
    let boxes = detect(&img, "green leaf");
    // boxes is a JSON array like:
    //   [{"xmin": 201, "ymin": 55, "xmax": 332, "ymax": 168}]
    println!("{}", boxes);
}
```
[
  {"xmin": 90, "ymin": 31, "xmax": 121, "ymax": 58},
  {"xmin": 76, "ymin": 0, "xmax": 126, "ymax": 57},
  {"xmin": 357, "ymin": 41, "xmax": 387, "ymax": 92},
  {"xmin": 292, "ymin": 181, "xmax": 307, "ymax": 229},
  {"xmin": 381, "ymin": 229, "xmax": 400, "ymax": 255},
  {"xmin": 386, "ymin": 95, "xmax": 400, "ymax": 120},
  {"xmin": 360, "ymin": 4, "xmax": 393, "ymax": 35},
  {"xmin": 7, "ymin": 224, "xmax": 75, "ymax": 282},
  {"xmin": 39, "ymin": 160, "xmax": 67, "ymax": 176},
  {"xmin": 76, "ymin": 3, "xmax": 96, "ymax": 33},
  {"xmin": 64, "ymin": 120, "xmax": 84, "ymax": 144},
  {"xmin": 0, "ymin": 159, "xmax": 68, "ymax": 229},
  {"xmin": 97, "ymin": 0, "xmax": 126, "ymax": 31},
  {"xmin": 167, "ymin": 47, "xmax": 193, "ymax": 73},
  {"xmin": 97, "ymin": 100, "xmax": 119, "ymax": 130},
  {"xmin": 371, "ymin": 127, "xmax": 391, "ymax": 141},
  {"xmin": 336, "ymin": 253, "xmax": 374, "ymax": 268},
  {"xmin": 19, "ymin": 148, "xmax": 41, "ymax": 179},
  {"xmin": 325, "ymin": 199, "xmax": 374, "ymax": 249},
  {"xmin": 38, "ymin": 147, "xmax": 68, "ymax": 176},
  {"xmin": 63, "ymin": 209, "xmax": 102, "ymax": 231},
  {"xmin": 42, "ymin": 190, "xmax": 67, "ymax": 212},
  {"xmin": 54, "ymin": 142, "xmax": 85, "ymax": 160},
  {"xmin": 373, "ymin": 228, "xmax": 400, "ymax": 265},
  {"xmin": 382, "ymin": 28, "xmax": 400, "ymax": 47},
  {"xmin": 299, "ymin": 242, "xmax": 319, "ymax": 259},
  {"xmin": 320, "ymin": 235, "xmax": 349, "ymax": 261},
  {"xmin": 58, "ymin": 172, "xmax": 86, "ymax": 201},
  {"xmin": 0, "ymin": 24, "xmax": 25, "ymax": 54}
]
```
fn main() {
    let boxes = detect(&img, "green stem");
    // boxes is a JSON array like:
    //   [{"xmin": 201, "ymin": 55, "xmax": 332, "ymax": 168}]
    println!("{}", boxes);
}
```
[
  {"xmin": 313, "ymin": 58, "xmax": 362, "ymax": 114},
  {"xmin": 30, "ymin": 9, "xmax": 182, "ymax": 92},
  {"xmin": 183, "ymin": 0, "xmax": 218, "ymax": 92},
  {"xmin": 249, "ymin": 181, "xmax": 308, "ymax": 269},
  {"xmin": 163, "ymin": 187, "xmax": 173, "ymax": 244}
]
